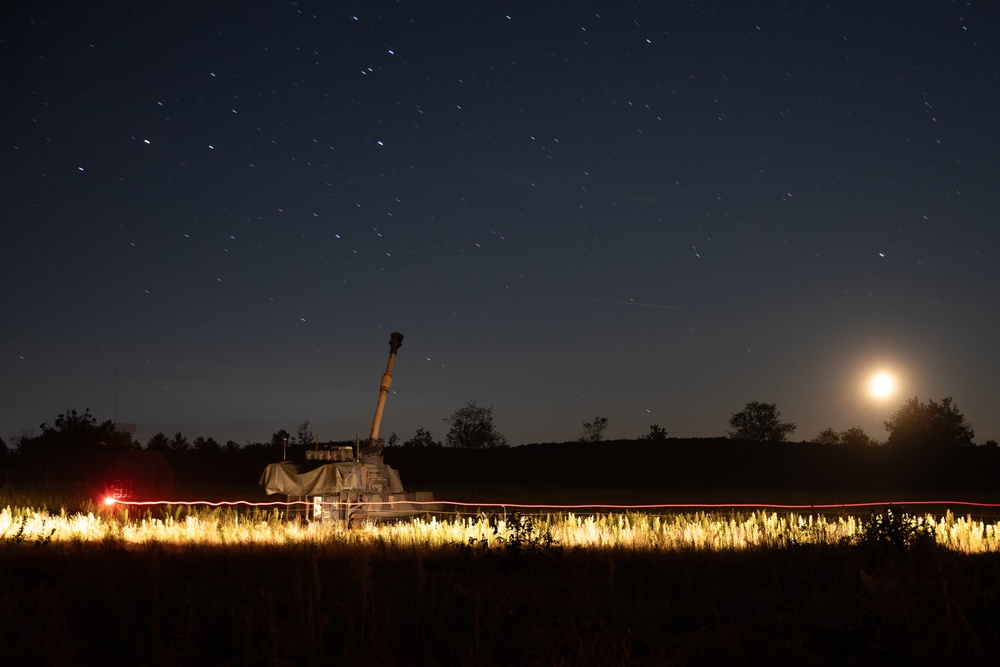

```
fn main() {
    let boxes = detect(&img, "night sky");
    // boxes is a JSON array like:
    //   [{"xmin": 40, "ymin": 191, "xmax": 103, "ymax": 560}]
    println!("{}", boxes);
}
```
[{"xmin": 3, "ymin": 1, "xmax": 998, "ymax": 448}]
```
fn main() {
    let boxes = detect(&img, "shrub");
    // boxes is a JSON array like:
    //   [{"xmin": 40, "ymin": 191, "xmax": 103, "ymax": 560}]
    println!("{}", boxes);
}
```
[{"xmin": 857, "ymin": 509, "xmax": 935, "ymax": 556}]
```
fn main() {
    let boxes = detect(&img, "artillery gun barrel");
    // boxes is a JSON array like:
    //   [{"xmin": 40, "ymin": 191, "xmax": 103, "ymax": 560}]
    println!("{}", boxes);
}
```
[{"xmin": 369, "ymin": 332, "xmax": 403, "ymax": 443}]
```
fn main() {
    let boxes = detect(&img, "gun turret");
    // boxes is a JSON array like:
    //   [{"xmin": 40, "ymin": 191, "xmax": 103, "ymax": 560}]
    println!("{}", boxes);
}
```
[{"xmin": 368, "ymin": 332, "xmax": 403, "ymax": 445}]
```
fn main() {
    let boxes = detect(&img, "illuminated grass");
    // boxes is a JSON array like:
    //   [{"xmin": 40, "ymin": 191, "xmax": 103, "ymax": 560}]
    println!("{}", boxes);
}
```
[{"xmin": 3, "ymin": 506, "xmax": 1000, "ymax": 553}]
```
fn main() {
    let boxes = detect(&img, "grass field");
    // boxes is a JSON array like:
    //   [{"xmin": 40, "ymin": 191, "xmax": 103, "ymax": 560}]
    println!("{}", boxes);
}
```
[
  {"xmin": 4, "ymin": 494, "xmax": 1000, "ymax": 665},
  {"xmin": 3, "ymin": 502, "xmax": 1000, "ymax": 553}
]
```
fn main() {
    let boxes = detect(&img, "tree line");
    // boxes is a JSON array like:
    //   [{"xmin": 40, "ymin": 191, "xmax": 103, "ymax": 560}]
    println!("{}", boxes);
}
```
[
  {"xmin": 397, "ymin": 396, "xmax": 991, "ymax": 450},
  {"xmin": 722, "ymin": 397, "xmax": 987, "ymax": 449},
  {"xmin": 2, "ymin": 395, "xmax": 994, "ymax": 459}
]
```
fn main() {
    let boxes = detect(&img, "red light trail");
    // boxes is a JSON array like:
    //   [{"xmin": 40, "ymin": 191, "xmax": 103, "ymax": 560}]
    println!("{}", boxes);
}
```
[
  {"xmin": 103, "ymin": 497, "xmax": 1000, "ymax": 512},
  {"xmin": 103, "ymin": 498, "xmax": 304, "ymax": 508}
]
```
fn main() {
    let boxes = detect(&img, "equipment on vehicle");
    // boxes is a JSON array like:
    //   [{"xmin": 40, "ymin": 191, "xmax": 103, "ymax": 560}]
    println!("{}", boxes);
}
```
[{"xmin": 259, "ymin": 332, "xmax": 436, "ymax": 523}]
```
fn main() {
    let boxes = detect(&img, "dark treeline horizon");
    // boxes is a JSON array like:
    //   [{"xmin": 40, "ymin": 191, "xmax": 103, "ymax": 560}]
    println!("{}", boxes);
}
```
[{"xmin": 5, "ymin": 437, "xmax": 1000, "ymax": 499}]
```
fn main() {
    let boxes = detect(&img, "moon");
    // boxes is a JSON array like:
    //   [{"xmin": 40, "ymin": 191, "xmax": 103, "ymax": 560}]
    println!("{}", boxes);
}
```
[{"xmin": 869, "ymin": 372, "xmax": 896, "ymax": 399}]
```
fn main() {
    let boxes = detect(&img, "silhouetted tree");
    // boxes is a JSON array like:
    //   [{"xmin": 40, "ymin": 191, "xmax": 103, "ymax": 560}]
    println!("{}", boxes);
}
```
[
  {"xmin": 270, "ymin": 430, "xmax": 291, "ymax": 449},
  {"xmin": 812, "ymin": 426, "xmax": 877, "ymax": 447},
  {"xmin": 296, "ymin": 419, "xmax": 314, "ymax": 446},
  {"xmin": 840, "ymin": 426, "xmax": 877, "ymax": 447},
  {"xmin": 0, "ymin": 436, "xmax": 8, "ymax": 459},
  {"xmin": 404, "ymin": 428, "xmax": 440, "ymax": 448},
  {"xmin": 146, "ymin": 432, "xmax": 170, "ymax": 450},
  {"xmin": 640, "ymin": 424, "xmax": 669, "ymax": 441},
  {"xmin": 386, "ymin": 432, "xmax": 399, "ymax": 447},
  {"xmin": 580, "ymin": 415, "xmax": 609, "ymax": 442},
  {"xmin": 728, "ymin": 401, "xmax": 796, "ymax": 442},
  {"xmin": 193, "ymin": 436, "xmax": 221, "ymax": 451},
  {"xmin": 444, "ymin": 401, "xmax": 507, "ymax": 449},
  {"xmin": 813, "ymin": 428, "xmax": 841, "ymax": 446},
  {"xmin": 168, "ymin": 432, "xmax": 189, "ymax": 451},
  {"xmin": 19, "ymin": 409, "xmax": 134, "ymax": 450},
  {"xmin": 225, "ymin": 439, "xmax": 240, "ymax": 451},
  {"xmin": 884, "ymin": 396, "xmax": 974, "ymax": 448}
]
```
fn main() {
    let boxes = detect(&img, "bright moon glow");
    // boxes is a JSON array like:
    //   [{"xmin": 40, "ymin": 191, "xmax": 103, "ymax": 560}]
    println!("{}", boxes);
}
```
[{"xmin": 869, "ymin": 372, "xmax": 896, "ymax": 399}]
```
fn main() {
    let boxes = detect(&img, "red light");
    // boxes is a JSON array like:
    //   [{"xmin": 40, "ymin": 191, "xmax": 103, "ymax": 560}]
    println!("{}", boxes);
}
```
[{"xmin": 103, "ymin": 497, "xmax": 117, "ymax": 506}]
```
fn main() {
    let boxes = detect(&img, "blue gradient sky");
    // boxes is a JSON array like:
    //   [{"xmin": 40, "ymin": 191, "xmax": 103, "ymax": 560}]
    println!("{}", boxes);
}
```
[{"xmin": 2, "ymin": 1, "xmax": 998, "ymax": 446}]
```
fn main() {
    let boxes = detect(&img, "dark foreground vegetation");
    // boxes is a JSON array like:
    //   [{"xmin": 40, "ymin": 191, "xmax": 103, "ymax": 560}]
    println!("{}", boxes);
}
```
[
  {"xmin": 2, "ymin": 537, "xmax": 999, "ymax": 666},
  {"xmin": 385, "ymin": 438, "xmax": 1000, "ymax": 497},
  {"xmin": 4, "ymin": 435, "xmax": 1000, "ymax": 665},
  {"xmin": 5, "ymin": 437, "xmax": 1000, "ymax": 508}
]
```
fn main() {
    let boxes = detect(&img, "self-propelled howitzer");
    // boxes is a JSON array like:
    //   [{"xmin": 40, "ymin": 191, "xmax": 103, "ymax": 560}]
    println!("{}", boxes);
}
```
[{"xmin": 259, "ymin": 332, "xmax": 436, "ymax": 523}]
